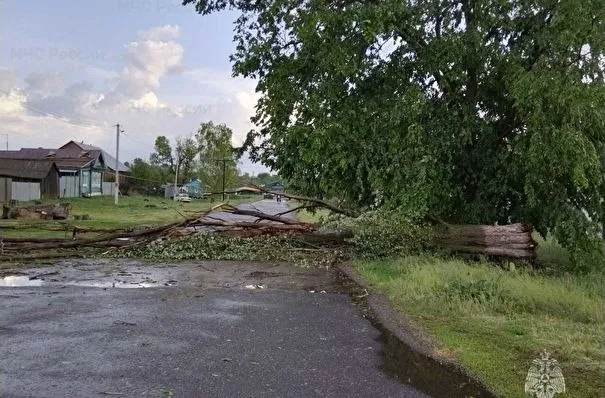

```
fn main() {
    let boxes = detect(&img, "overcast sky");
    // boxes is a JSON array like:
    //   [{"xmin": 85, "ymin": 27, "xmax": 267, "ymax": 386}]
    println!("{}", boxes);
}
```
[{"xmin": 0, "ymin": 0, "xmax": 268, "ymax": 174}]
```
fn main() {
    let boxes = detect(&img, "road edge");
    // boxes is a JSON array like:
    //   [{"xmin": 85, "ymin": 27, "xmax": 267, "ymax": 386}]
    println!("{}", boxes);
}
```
[{"xmin": 336, "ymin": 262, "xmax": 499, "ymax": 398}]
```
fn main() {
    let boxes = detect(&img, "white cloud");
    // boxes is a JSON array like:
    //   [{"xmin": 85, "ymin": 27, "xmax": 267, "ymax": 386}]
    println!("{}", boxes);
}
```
[
  {"xmin": 0, "ymin": 25, "xmax": 268, "ymax": 173},
  {"xmin": 0, "ymin": 93, "xmax": 25, "ymax": 114},
  {"xmin": 129, "ymin": 91, "xmax": 164, "ymax": 110},
  {"xmin": 137, "ymin": 25, "xmax": 181, "ymax": 42},
  {"xmin": 24, "ymin": 72, "xmax": 64, "ymax": 94},
  {"xmin": 101, "ymin": 24, "xmax": 183, "ymax": 108},
  {"xmin": 183, "ymin": 68, "xmax": 260, "ymax": 145},
  {"xmin": 235, "ymin": 90, "xmax": 260, "ymax": 114}
]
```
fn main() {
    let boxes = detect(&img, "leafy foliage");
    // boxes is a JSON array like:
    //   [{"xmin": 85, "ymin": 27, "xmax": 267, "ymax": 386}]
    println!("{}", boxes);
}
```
[
  {"xmin": 183, "ymin": 0, "xmax": 605, "ymax": 261},
  {"xmin": 113, "ymin": 234, "xmax": 346, "ymax": 268},
  {"xmin": 325, "ymin": 210, "xmax": 434, "ymax": 259},
  {"xmin": 238, "ymin": 172, "xmax": 282, "ymax": 187},
  {"xmin": 129, "ymin": 121, "xmax": 242, "ymax": 192},
  {"xmin": 148, "ymin": 135, "xmax": 199, "ymax": 184},
  {"xmin": 196, "ymin": 121, "xmax": 239, "ymax": 193}
]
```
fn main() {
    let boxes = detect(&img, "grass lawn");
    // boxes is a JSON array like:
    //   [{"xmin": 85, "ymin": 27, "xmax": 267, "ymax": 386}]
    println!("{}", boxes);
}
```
[
  {"xmin": 354, "ymin": 244, "xmax": 605, "ymax": 397},
  {"xmin": 295, "ymin": 206, "xmax": 331, "ymax": 223},
  {"xmin": 0, "ymin": 194, "xmax": 256, "ymax": 239}
]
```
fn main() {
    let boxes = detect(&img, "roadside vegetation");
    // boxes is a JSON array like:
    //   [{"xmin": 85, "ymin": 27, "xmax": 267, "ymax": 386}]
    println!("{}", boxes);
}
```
[
  {"xmin": 354, "ymin": 244, "xmax": 604, "ymax": 398},
  {"xmin": 294, "ymin": 206, "xmax": 331, "ymax": 224}
]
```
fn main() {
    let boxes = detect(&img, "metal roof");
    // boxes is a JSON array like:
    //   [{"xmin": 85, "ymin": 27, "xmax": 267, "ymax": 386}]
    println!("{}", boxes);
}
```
[
  {"xmin": 0, "ymin": 140, "xmax": 131, "ymax": 172},
  {"xmin": 0, "ymin": 147, "xmax": 100, "ymax": 169},
  {"xmin": 62, "ymin": 141, "xmax": 131, "ymax": 172},
  {"xmin": 0, "ymin": 148, "xmax": 55, "ymax": 159},
  {"xmin": 0, "ymin": 159, "xmax": 57, "ymax": 180}
]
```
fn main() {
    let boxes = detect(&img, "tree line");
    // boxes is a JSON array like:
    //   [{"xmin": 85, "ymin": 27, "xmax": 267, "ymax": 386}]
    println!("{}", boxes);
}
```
[{"xmin": 126, "ymin": 121, "xmax": 280, "ymax": 194}]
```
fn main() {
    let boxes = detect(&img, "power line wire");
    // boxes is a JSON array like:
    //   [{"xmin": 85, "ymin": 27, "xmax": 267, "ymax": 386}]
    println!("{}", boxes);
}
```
[{"xmin": 0, "ymin": 88, "xmax": 104, "ymax": 129}]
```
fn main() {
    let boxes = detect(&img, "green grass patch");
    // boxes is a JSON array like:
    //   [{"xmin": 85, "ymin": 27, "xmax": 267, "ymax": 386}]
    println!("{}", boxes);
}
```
[
  {"xmin": 0, "ymin": 195, "xmax": 253, "ymax": 239},
  {"xmin": 354, "ymin": 254, "xmax": 605, "ymax": 397},
  {"xmin": 295, "ymin": 207, "xmax": 331, "ymax": 223}
]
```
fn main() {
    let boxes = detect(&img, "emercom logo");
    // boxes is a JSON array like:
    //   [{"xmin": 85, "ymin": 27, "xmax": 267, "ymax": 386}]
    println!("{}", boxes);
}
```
[{"xmin": 525, "ymin": 351, "xmax": 566, "ymax": 398}]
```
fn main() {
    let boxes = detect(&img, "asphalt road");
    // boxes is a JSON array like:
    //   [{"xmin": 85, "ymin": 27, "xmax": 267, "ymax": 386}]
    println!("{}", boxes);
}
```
[
  {"xmin": 202, "ymin": 198, "xmax": 297, "ymax": 223},
  {"xmin": 0, "ymin": 286, "xmax": 428, "ymax": 398}
]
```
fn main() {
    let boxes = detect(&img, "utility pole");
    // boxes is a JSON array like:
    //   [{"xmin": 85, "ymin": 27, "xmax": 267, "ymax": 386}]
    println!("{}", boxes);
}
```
[
  {"xmin": 222, "ymin": 160, "xmax": 226, "ymax": 201},
  {"xmin": 1, "ymin": 134, "xmax": 7, "ymax": 150},
  {"xmin": 214, "ymin": 159, "xmax": 230, "ymax": 201},
  {"xmin": 173, "ymin": 155, "xmax": 179, "ymax": 202},
  {"xmin": 114, "ymin": 124, "xmax": 122, "ymax": 205}
]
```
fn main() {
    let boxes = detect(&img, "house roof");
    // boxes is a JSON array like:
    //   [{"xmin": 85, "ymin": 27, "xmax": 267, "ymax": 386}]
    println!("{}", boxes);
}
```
[
  {"xmin": 0, "ymin": 159, "xmax": 57, "ymax": 180},
  {"xmin": 21, "ymin": 147, "xmax": 100, "ymax": 169},
  {"xmin": 0, "ymin": 147, "xmax": 101, "ymax": 169},
  {"xmin": 0, "ymin": 140, "xmax": 131, "ymax": 172},
  {"xmin": 0, "ymin": 148, "xmax": 55, "ymax": 159},
  {"xmin": 62, "ymin": 141, "xmax": 130, "ymax": 172}
]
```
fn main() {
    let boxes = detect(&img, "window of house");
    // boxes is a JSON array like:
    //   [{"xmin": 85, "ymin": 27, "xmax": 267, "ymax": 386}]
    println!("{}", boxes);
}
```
[
  {"xmin": 91, "ymin": 171, "xmax": 101, "ymax": 192},
  {"xmin": 81, "ymin": 170, "xmax": 90, "ymax": 193}
]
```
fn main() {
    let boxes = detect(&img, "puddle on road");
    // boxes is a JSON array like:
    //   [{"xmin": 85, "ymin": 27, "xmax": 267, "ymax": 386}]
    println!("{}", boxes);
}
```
[
  {"xmin": 332, "ymin": 269, "xmax": 496, "ymax": 398},
  {"xmin": 0, "ymin": 276, "xmax": 43, "ymax": 287},
  {"xmin": 0, "ymin": 275, "xmax": 163, "ymax": 289},
  {"xmin": 379, "ymin": 328, "xmax": 495, "ymax": 398}
]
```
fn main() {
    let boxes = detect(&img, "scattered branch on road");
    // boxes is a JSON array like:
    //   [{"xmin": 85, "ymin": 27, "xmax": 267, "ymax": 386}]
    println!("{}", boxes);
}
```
[
  {"xmin": 0, "ymin": 203, "xmax": 320, "ymax": 261},
  {"xmin": 213, "ymin": 204, "xmax": 308, "ymax": 225},
  {"xmin": 245, "ymin": 185, "xmax": 360, "ymax": 218},
  {"xmin": 274, "ymin": 204, "xmax": 317, "ymax": 218}
]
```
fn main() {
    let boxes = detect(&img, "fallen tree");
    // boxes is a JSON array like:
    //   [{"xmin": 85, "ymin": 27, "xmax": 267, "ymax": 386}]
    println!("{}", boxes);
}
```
[
  {"xmin": 0, "ymin": 190, "xmax": 538, "ymax": 262},
  {"xmin": 435, "ymin": 223, "xmax": 537, "ymax": 260}
]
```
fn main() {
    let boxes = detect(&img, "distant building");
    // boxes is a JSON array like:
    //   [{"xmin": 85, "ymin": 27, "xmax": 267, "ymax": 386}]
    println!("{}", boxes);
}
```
[
  {"xmin": 262, "ymin": 182, "xmax": 285, "ymax": 192},
  {"xmin": 0, "ymin": 160, "xmax": 60, "ymax": 202},
  {"xmin": 183, "ymin": 178, "xmax": 204, "ymax": 198},
  {"xmin": 0, "ymin": 140, "xmax": 130, "ymax": 198}
]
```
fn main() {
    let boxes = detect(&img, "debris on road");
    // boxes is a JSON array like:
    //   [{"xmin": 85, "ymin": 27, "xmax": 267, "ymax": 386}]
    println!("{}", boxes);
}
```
[
  {"xmin": 0, "ymin": 185, "xmax": 537, "ymax": 262},
  {"xmin": 245, "ymin": 284, "xmax": 265, "ymax": 290},
  {"xmin": 112, "ymin": 320, "xmax": 137, "ymax": 327}
]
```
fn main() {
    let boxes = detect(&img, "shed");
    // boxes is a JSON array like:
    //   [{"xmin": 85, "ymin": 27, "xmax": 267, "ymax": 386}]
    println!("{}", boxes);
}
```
[
  {"xmin": 184, "ymin": 179, "xmax": 204, "ymax": 198},
  {"xmin": 0, "ymin": 159, "xmax": 60, "ymax": 201}
]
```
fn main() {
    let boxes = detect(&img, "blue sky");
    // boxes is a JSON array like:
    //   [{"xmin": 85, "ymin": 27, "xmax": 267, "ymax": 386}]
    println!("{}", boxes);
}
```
[{"xmin": 0, "ymin": 0, "xmax": 268, "ymax": 173}]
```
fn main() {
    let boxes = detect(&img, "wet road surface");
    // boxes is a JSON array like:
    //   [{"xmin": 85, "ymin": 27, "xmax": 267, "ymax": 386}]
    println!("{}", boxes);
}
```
[
  {"xmin": 1, "ymin": 273, "xmax": 426, "ymax": 397},
  {"xmin": 202, "ymin": 198, "xmax": 297, "ymax": 223},
  {"xmin": 0, "ymin": 201, "xmax": 493, "ymax": 397}
]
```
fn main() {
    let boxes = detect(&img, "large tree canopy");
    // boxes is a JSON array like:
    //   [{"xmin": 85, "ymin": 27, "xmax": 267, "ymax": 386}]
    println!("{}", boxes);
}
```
[{"xmin": 184, "ymin": 0, "xmax": 605, "ymax": 258}]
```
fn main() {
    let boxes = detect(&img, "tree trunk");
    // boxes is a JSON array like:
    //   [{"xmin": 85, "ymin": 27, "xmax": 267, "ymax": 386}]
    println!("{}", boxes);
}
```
[{"xmin": 435, "ymin": 223, "xmax": 536, "ymax": 260}]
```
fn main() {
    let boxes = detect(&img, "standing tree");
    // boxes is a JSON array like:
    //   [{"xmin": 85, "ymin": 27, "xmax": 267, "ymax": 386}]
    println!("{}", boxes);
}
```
[
  {"xmin": 196, "ymin": 121, "xmax": 239, "ymax": 194},
  {"xmin": 175, "ymin": 136, "xmax": 200, "ymax": 183},
  {"xmin": 150, "ymin": 135, "xmax": 200, "ymax": 184},
  {"xmin": 149, "ymin": 135, "xmax": 175, "ymax": 183},
  {"xmin": 184, "ymin": 0, "xmax": 605, "ymax": 263}
]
